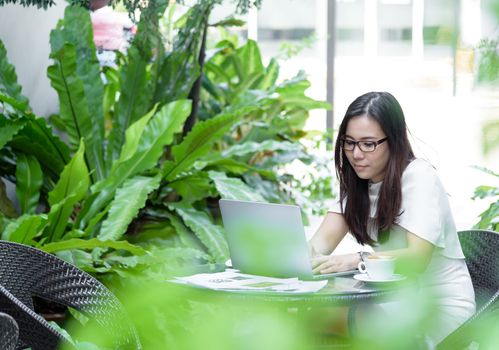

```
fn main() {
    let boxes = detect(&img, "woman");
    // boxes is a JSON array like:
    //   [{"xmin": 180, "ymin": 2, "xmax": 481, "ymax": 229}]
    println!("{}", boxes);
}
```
[{"xmin": 309, "ymin": 92, "xmax": 475, "ymax": 344}]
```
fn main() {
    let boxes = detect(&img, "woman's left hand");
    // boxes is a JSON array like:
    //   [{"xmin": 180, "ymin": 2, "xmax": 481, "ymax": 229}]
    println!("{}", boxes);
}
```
[{"xmin": 311, "ymin": 253, "xmax": 359, "ymax": 274}]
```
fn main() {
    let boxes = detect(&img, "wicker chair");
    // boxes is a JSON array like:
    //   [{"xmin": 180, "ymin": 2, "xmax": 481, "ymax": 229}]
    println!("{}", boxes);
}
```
[
  {"xmin": 437, "ymin": 229, "xmax": 499, "ymax": 349},
  {"xmin": 0, "ymin": 240, "xmax": 141, "ymax": 350},
  {"xmin": 0, "ymin": 311, "xmax": 19, "ymax": 350}
]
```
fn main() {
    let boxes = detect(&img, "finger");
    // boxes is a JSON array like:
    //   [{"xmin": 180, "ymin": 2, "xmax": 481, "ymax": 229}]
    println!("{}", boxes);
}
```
[
  {"xmin": 320, "ymin": 266, "xmax": 339, "ymax": 274},
  {"xmin": 311, "ymin": 256, "xmax": 328, "ymax": 268},
  {"xmin": 312, "ymin": 262, "xmax": 326, "ymax": 274},
  {"xmin": 313, "ymin": 261, "xmax": 335, "ymax": 274}
]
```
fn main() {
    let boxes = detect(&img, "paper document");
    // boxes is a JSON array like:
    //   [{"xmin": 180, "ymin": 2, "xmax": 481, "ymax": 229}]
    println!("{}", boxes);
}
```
[{"xmin": 173, "ymin": 269, "xmax": 327, "ymax": 294}]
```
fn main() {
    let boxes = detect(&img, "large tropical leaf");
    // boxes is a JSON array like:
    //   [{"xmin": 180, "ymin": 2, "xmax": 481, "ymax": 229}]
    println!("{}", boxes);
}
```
[
  {"xmin": 107, "ymin": 46, "xmax": 152, "ymax": 166},
  {"xmin": 151, "ymin": 1, "xmax": 213, "ymax": 105},
  {"xmin": 50, "ymin": 6, "xmax": 105, "ymax": 180},
  {"xmin": 229, "ymin": 72, "xmax": 264, "ymax": 102},
  {"xmin": 2, "ymin": 214, "xmax": 46, "ymax": 244},
  {"xmin": 15, "ymin": 153, "xmax": 43, "ymax": 214},
  {"xmin": 41, "ymin": 238, "xmax": 146, "ymax": 255},
  {"xmin": 50, "ymin": 6, "xmax": 104, "ymax": 125},
  {"xmin": 208, "ymin": 171, "xmax": 264, "ymax": 202},
  {"xmin": 204, "ymin": 140, "xmax": 301, "ymax": 162},
  {"xmin": 170, "ymin": 203, "xmax": 228, "ymax": 263},
  {"xmin": 0, "ymin": 92, "xmax": 28, "ymax": 114},
  {"xmin": 114, "ymin": 104, "xmax": 158, "ymax": 166},
  {"xmin": 274, "ymin": 72, "xmax": 330, "ymax": 110},
  {"xmin": 168, "ymin": 173, "xmax": 216, "ymax": 204},
  {"xmin": 162, "ymin": 108, "xmax": 254, "ymax": 181},
  {"xmin": 105, "ymin": 99, "xmax": 192, "ymax": 185},
  {"xmin": 102, "ymin": 65, "xmax": 120, "ymax": 123},
  {"xmin": 162, "ymin": 211, "xmax": 206, "ymax": 251},
  {"xmin": 44, "ymin": 140, "xmax": 89, "ymax": 242},
  {"xmin": 234, "ymin": 39, "xmax": 264, "ymax": 81},
  {"xmin": 98, "ymin": 175, "xmax": 161, "ymax": 241},
  {"xmin": 194, "ymin": 158, "xmax": 276, "ymax": 179},
  {"xmin": 0, "ymin": 116, "xmax": 26, "ymax": 150},
  {"xmin": 77, "ymin": 100, "xmax": 191, "ymax": 229},
  {"xmin": 9, "ymin": 115, "xmax": 70, "ymax": 180},
  {"xmin": 259, "ymin": 57, "xmax": 280, "ymax": 90},
  {"xmin": 153, "ymin": 45, "xmax": 200, "ymax": 105},
  {"xmin": 0, "ymin": 39, "xmax": 30, "ymax": 111},
  {"xmin": 47, "ymin": 42, "xmax": 102, "ymax": 183}
]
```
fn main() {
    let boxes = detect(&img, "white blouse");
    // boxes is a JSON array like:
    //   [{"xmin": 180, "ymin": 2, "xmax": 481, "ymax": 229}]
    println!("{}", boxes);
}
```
[
  {"xmin": 329, "ymin": 158, "xmax": 475, "ymax": 344},
  {"xmin": 330, "ymin": 158, "xmax": 465, "ymax": 258}
]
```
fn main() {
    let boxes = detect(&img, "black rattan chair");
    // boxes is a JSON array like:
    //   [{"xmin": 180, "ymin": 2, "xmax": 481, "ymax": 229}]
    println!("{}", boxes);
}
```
[
  {"xmin": 437, "ymin": 229, "xmax": 499, "ymax": 350},
  {"xmin": 0, "ymin": 240, "xmax": 141, "ymax": 350},
  {"xmin": 0, "ymin": 311, "xmax": 19, "ymax": 350}
]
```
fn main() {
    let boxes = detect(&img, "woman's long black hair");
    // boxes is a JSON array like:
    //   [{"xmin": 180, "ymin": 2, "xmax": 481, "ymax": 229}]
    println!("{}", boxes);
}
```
[{"xmin": 334, "ymin": 92, "xmax": 415, "ymax": 245}]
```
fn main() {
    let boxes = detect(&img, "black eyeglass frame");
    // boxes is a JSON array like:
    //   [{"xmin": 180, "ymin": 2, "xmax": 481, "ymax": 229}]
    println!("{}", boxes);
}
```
[{"xmin": 340, "ymin": 137, "xmax": 388, "ymax": 152}]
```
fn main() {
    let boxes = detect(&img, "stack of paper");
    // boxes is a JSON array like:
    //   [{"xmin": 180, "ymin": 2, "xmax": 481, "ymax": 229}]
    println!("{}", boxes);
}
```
[{"xmin": 173, "ymin": 269, "xmax": 327, "ymax": 294}]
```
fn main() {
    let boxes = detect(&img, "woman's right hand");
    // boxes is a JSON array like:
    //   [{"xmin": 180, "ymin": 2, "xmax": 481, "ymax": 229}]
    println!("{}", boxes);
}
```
[{"xmin": 311, "ymin": 253, "xmax": 360, "ymax": 274}]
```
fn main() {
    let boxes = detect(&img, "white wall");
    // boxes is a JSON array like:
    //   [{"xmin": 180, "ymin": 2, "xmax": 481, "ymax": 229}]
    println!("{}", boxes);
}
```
[{"xmin": 0, "ymin": 2, "xmax": 66, "ymax": 117}]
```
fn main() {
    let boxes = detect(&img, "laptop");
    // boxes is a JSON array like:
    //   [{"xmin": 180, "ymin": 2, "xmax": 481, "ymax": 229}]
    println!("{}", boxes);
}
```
[{"xmin": 219, "ymin": 199, "xmax": 356, "ymax": 280}]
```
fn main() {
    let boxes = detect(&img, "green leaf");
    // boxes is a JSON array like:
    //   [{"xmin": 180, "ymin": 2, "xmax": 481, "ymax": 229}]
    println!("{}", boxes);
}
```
[
  {"xmin": 51, "ymin": 6, "xmax": 104, "ymax": 131},
  {"xmin": 201, "ymin": 74, "xmax": 227, "ymax": 102},
  {"xmin": 260, "ymin": 58, "xmax": 279, "ymax": 90},
  {"xmin": 0, "ymin": 39, "xmax": 30, "ymax": 111},
  {"xmin": 0, "ymin": 91, "xmax": 28, "ymax": 113},
  {"xmin": 211, "ymin": 17, "xmax": 246, "ymax": 28},
  {"xmin": 275, "ymin": 72, "xmax": 330, "ymax": 110},
  {"xmin": 236, "ymin": 39, "xmax": 264, "ymax": 80},
  {"xmin": 162, "ymin": 109, "xmax": 248, "ymax": 181},
  {"xmin": 98, "ymin": 175, "xmax": 161, "ymax": 241},
  {"xmin": 9, "ymin": 114, "xmax": 70, "ymax": 180},
  {"xmin": 195, "ymin": 158, "xmax": 276, "ymax": 179},
  {"xmin": 208, "ymin": 140, "xmax": 301, "ymax": 161},
  {"xmin": 0, "ymin": 116, "xmax": 26, "ymax": 150},
  {"xmin": 83, "ymin": 203, "xmax": 109, "ymax": 238},
  {"xmin": 50, "ymin": 7, "xmax": 106, "ymax": 180},
  {"xmin": 243, "ymin": 173, "xmax": 289, "ymax": 204},
  {"xmin": 208, "ymin": 171, "xmax": 264, "ymax": 202},
  {"xmin": 472, "ymin": 185, "xmax": 499, "ymax": 200},
  {"xmin": 47, "ymin": 42, "xmax": 104, "ymax": 182},
  {"xmin": 15, "ymin": 153, "xmax": 43, "ymax": 214},
  {"xmin": 170, "ymin": 203, "xmax": 228, "ymax": 263},
  {"xmin": 100, "ymin": 99, "xmax": 191, "ymax": 190},
  {"xmin": 102, "ymin": 66, "xmax": 120, "ymax": 122},
  {"xmin": 48, "ymin": 140, "xmax": 89, "ymax": 206},
  {"xmin": 204, "ymin": 61, "xmax": 232, "ymax": 86},
  {"xmin": 41, "ymin": 238, "xmax": 146, "ymax": 256},
  {"xmin": 0, "ymin": 179, "xmax": 17, "ymax": 218},
  {"xmin": 107, "ymin": 46, "xmax": 152, "ymax": 166},
  {"xmin": 474, "ymin": 200, "xmax": 499, "ymax": 231},
  {"xmin": 151, "ymin": 1, "xmax": 212, "ymax": 105},
  {"xmin": 114, "ymin": 104, "xmax": 158, "ymax": 166},
  {"xmin": 2, "ymin": 214, "xmax": 46, "ymax": 244},
  {"xmin": 471, "ymin": 165, "xmax": 499, "ymax": 178},
  {"xmin": 230, "ymin": 72, "xmax": 264, "ymax": 100},
  {"xmin": 54, "ymin": 249, "xmax": 94, "ymax": 270},
  {"xmin": 45, "ymin": 140, "xmax": 89, "ymax": 242},
  {"xmin": 163, "ymin": 212, "xmax": 206, "ymax": 251},
  {"xmin": 169, "ymin": 173, "xmax": 216, "ymax": 204},
  {"xmin": 77, "ymin": 100, "xmax": 191, "ymax": 229}
]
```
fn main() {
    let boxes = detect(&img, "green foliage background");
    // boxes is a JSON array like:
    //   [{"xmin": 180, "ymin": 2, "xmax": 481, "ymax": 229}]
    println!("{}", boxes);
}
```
[{"xmin": 0, "ymin": 1, "xmax": 333, "ymax": 287}]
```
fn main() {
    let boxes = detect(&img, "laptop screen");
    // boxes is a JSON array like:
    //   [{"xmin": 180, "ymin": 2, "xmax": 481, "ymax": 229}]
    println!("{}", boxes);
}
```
[{"xmin": 219, "ymin": 199, "xmax": 312, "ymax": 278}]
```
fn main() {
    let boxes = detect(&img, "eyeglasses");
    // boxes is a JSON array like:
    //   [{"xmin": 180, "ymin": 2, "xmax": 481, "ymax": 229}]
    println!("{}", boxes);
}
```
[{"xmin": 341, "ymin": 137, "xmax": 388, "ymax": 152}]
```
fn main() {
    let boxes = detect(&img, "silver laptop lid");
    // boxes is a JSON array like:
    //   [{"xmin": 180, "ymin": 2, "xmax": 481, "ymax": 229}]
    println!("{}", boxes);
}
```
[{"xmin": 219, "ymin": 199, "xmax": 312, "ymax": 279}]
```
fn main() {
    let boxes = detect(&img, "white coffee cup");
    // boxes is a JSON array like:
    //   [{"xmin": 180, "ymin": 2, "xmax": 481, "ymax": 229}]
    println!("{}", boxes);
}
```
[{"xmin": 358, "ymin": 255, "xmax": 395, "ymax": 280}]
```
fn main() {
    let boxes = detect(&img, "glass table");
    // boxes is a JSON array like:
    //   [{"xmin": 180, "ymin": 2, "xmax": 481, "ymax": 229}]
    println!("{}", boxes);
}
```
[{"xmin": 168, "ymin": 274, "xmax": 405, "ymax": 307}]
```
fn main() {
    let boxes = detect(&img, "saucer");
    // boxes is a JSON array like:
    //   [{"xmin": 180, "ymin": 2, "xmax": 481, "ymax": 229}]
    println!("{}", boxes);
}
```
[{"xmin": 353, "ymin": 273, "xmax": 406, "ymax": 284}]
